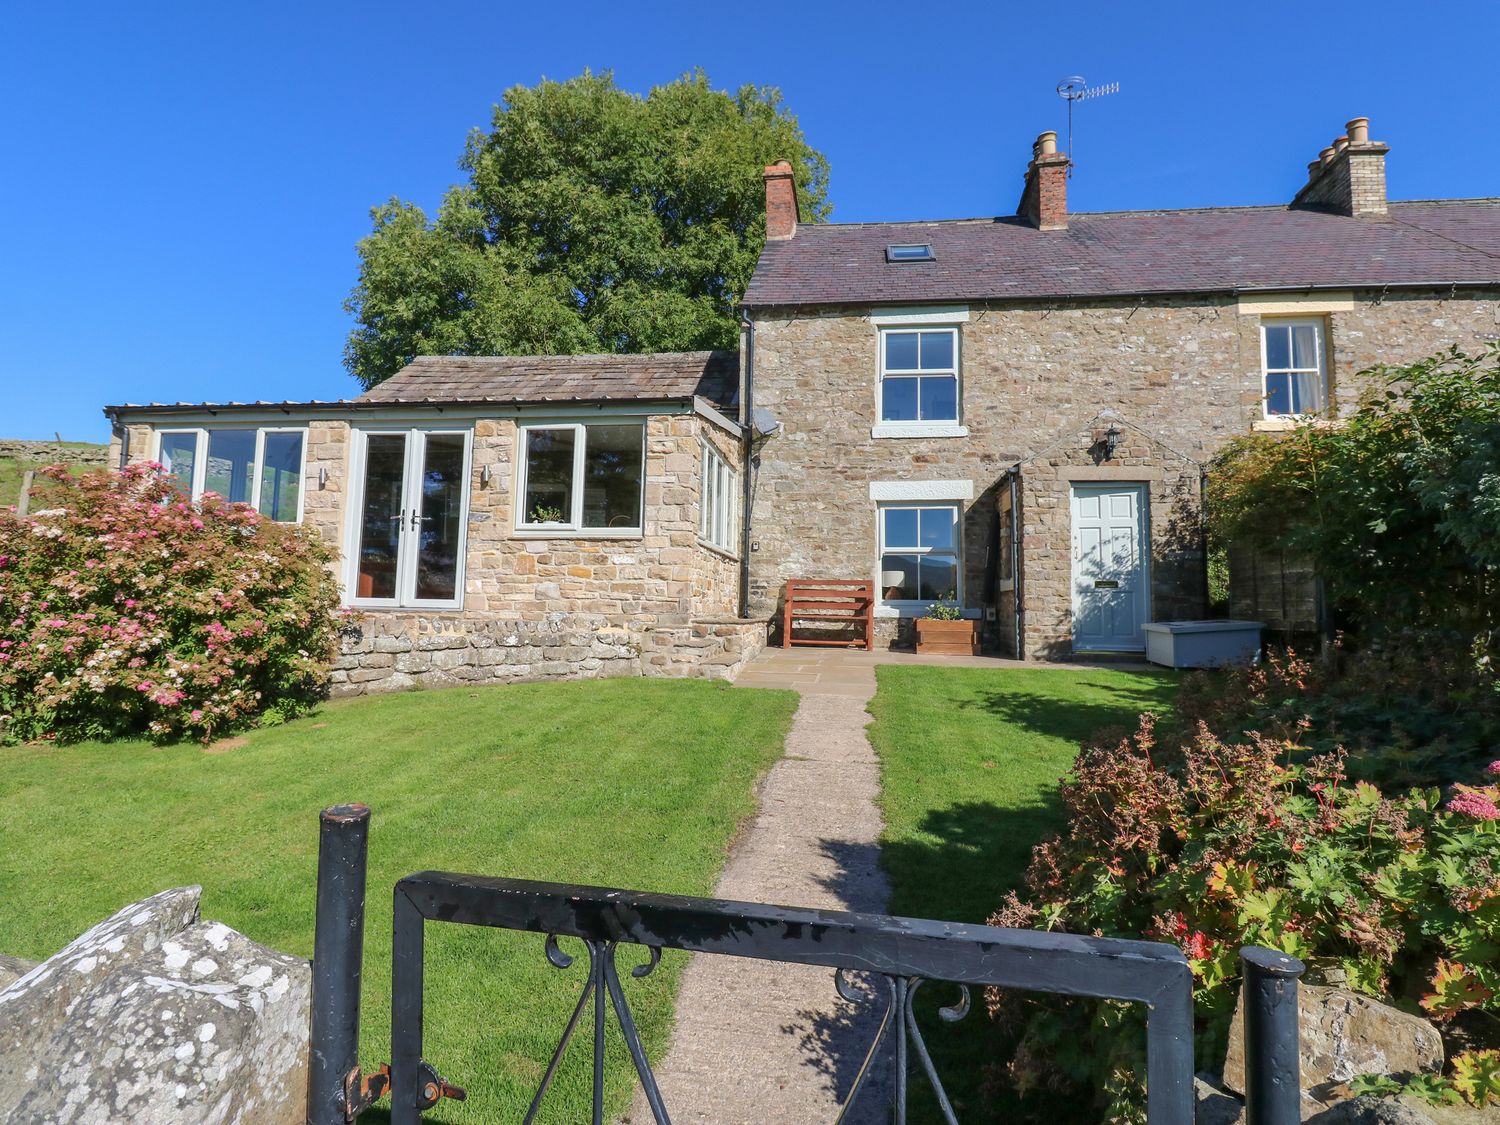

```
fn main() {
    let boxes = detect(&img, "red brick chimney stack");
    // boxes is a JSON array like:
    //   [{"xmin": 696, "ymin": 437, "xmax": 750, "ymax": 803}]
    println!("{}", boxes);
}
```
[
  {"xmin": 763, "ymin": 160, "xmax": 800, "ymax": 240},
  {"xmin": 1017, "ymin": 131, "xmax": 1070, "ymax": 231}
]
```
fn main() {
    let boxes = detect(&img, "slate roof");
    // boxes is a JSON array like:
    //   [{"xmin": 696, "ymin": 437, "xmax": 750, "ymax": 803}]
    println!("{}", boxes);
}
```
[
  {"xmin": 742, "ymin": 199, "xmax": 1500, "ymax": 308},
  {"xmin": 104, "ymin": 351, "xmax": 740, "ymax": 418},
  {"xmin": 355, "ymin": 351, "xmax": 739, "ymax": 408}
]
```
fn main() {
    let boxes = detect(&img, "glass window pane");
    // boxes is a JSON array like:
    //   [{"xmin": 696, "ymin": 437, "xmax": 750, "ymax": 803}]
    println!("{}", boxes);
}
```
[
  {"xmin": 879, "ymin": 554, "xmax": 919, "ymax": 601},
  {"xmin": 919, "ymin": 555, "xmax": 959, "ymax": 601},
  {"xmin": 882, "ymin": 377, "xmax": 919, "ymax": 421},
  {"xmin": 1265, "ymin": 373, "xmax": 1293, "ymax": 416},
  {"xmin": 1263, "ymin": 323, "xmax": 1291, "ymax": 370},
  {"xmin": 356, "ymin": 434, "xmax": 406, "ymax": 600},
  {"xmin": 204, "ymin": 430, "xmax": 256, "ymax": 504},
  {"xmin": 258, "ymin": 432, "xmax": 303, "ymax": 522},
  {"xmin": 1290, "ymin": 371, "xmax": 1324, "ymax": 415},
  {"xmin": 883, "ymin": 507, "xmax": 919, "ymax": 549},
  {"xmin": 919, "ymin": 376, "xmax": 958, "ymax": 421},
  {"xmin": 884, "ymin": 332, "xmax": 919, "ymax": 370},
  {"xmin": 581, "ymin": 424, "xmax": 644, "ymax": 529},
  {"xmin": 919, "ymin": 507, "xmax": 957, "ymax": 550},
  {"xmin": 919, "ymin": 331, "xmax": 954, "ymax": 370},
  {"xmin": 414, "ymin": 434, "xmax": 465, "ymax": 601},
  {"xmin": 1291, "ymin": 323, "xmax": 1319, "ymax": 369},
  {"xmin": 158, "ymin": 433, "xmax": 198, "ymax": 495},
  {"xmin": 523, "ymin": 429, "xmax": 575, "ymax": 524}
]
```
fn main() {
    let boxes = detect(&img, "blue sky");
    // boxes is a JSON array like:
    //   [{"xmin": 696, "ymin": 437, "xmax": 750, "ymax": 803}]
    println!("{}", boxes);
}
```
[{"xmin": 3, "ymin": 0, "xmax": 1497, "ymax": 441}]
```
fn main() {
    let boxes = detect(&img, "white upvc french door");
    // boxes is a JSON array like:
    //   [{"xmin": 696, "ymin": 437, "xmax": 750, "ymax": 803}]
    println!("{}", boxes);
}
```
[{"xmin": 345, "ymin": 427, "xmax": 472, "ymax": 609}]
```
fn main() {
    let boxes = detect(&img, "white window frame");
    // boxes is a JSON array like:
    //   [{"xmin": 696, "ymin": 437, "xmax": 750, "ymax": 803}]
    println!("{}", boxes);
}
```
[
  {"xmin": 514, "ymin": 420, "xmax": 646, "ymax": 537},
  {"xmin": 1259, "ymin": 317, "xmax": 1329, "ymax": 419},
  {"xmin": 698, "ymin": 439, "xmax": 739, "ymax": 556},
  {"xmin": 876, "ymin": 325, "xmax": 961, "ymax": 428},
  {"xmin": 875, "ymin": 502, "xmax": 964, "ymax": 616},
  {"xmin": 152, "ymin": 425, "xmax": 309, "ymax": 524},
  {"xmin": 342, "ymin": 425, "xmax": 473, "ymax": 611}
]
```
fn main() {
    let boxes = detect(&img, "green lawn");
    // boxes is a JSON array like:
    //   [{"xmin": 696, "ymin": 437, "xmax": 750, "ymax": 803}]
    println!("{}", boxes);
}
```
[
  {"xmin": 867, "ymin": 665, "xmax": 1178, "ymax": 1120},
  {"xmin": 0, "ymin": 678, "xmax": 798, "ymax": 1123}
]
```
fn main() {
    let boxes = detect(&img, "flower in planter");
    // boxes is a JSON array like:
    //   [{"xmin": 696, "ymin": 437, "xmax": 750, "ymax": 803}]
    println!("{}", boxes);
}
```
[{"xmin": 922, "ymin": 589, "xmax": 964, "ymax": 621}]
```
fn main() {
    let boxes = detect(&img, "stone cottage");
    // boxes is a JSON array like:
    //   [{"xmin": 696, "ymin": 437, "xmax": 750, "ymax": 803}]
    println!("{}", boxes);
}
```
[
  {"xmin": 741, "ymin": 119, "xmax": 1500, "ymax": 657},
  {"xmin": 106, "ymin": 115, "xmax": 1500, "ymax": 683}
]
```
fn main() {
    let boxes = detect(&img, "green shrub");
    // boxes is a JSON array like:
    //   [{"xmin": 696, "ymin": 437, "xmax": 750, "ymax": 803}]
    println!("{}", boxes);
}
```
[
  {"xmin": 1208, "ymin": 345, "xmax": 1500, "ymax": 656},
  {"xmin": 988, "ymin": 693, "xmax": 1500, "ymax": 1121},
  {"xmin": 0, "ymin": 463, "xmax": 344, "ymax": 743},
  {"xmin": 1174, "ymin": 642, "xmax": 1500, "ymax": 788}
]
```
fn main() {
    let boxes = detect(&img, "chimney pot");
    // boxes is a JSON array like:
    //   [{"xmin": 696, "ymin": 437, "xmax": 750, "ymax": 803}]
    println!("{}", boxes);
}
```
[
  {"xmin": 1016, "ymin": 130, "xmax": 1068, "ymax": 230},
  {"xmin": 762, "ymin": 160, "xmax": 799, "ymax": 241},
  {"xmin": 1293, "ymin": 116, "xmax": 1389, "ymax": 217}
]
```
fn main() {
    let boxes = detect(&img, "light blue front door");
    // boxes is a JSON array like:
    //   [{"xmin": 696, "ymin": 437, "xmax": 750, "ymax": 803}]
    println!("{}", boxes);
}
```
[{"xmin": 1071, "ymin": 483, "xmax": 1149, "ymax": 652}]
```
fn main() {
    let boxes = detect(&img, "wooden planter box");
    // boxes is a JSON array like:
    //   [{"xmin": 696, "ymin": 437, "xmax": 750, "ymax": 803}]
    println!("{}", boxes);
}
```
[{"xmin": 915, "ymin": 618, "xmax": 980, "ymax": 656}]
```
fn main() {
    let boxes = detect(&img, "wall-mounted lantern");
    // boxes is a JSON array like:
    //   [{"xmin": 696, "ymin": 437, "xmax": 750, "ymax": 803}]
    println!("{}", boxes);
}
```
[
  {"xmin": 1102, "ymin": 422, "xmax": 1123, "ymax": 461},
  {"xmin": 480, "ymin": 464, "xmax": 493, "ymax": 486}
]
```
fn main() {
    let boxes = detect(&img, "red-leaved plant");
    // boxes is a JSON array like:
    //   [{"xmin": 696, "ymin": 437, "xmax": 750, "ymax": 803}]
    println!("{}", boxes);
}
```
[
  {"xmin": 0, "ymin": 463, "xmax": 344, "ymax": 743},
  {"xmin": 988, "ymin": 707, "xmax": 1500, "ymax": 1122}
]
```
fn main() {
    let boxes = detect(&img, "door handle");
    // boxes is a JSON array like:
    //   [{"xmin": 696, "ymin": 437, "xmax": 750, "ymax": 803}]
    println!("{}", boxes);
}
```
[{"xmin": 409, "ymin": 509, "xmax": 421, "ymax": 531}]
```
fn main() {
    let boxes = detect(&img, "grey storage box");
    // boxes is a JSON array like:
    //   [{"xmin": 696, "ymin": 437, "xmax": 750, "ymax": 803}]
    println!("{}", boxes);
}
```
[{"xmin": 1143, "ymin": 620, "xmax": 1263, "ymax": 669}]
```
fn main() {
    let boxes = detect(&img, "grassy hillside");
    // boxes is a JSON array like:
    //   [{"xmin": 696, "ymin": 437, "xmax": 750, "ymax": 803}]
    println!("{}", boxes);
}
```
[{"xmin": 0, "ymin": 440, "xmax": 108, "ymax": 508}]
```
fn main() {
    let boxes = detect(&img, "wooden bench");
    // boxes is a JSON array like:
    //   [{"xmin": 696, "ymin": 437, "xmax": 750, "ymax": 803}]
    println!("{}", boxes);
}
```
[{"xmin": 782, "ymin": 580, "xmax": 874, "ymax": 651}]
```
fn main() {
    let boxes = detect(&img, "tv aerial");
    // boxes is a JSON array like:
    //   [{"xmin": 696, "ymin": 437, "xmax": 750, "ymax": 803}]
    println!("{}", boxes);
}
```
[{"xmin": 1056, "ymin": 76, "xmax": 1119, "ymax": 175}]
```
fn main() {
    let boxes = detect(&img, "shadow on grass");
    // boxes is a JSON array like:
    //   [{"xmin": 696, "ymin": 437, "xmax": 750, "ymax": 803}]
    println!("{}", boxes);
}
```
[
  {"xmin": 956, "ymin": 677, "xmax": 1177, "ymax": 751},
  {"xmin": 880, "ymin": 798, "xmax": 1065, "ymax": 924}
]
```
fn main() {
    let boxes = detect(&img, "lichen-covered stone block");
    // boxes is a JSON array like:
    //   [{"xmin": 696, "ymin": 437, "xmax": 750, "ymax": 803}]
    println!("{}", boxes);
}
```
[{"xmin": 0, "ymin": 887, "xmax": 311, "ymax": 1125}]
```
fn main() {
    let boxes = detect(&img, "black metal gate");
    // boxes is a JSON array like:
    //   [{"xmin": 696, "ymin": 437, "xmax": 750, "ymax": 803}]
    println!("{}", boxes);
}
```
[{"xmin": 307, "ymin": 804, "xmax": 1305, "ymax": 1125}]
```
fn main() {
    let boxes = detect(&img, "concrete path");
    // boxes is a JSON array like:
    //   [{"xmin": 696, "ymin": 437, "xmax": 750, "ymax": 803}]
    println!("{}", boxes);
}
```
[{"xmin": 625, "ymin": 648, "xmax": 892, "ymax": 1123}]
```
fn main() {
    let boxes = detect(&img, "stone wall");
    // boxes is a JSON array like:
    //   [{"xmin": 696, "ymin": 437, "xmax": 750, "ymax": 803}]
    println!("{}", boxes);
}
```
[
  {"xmin": 331, "ymin": 612, "xmax": 640, "ymax": 694},
  {"xmin": 641, "ymin": 616, "xmax": 770, "ymax": 681},
  {"xmin": 0, "ymin": 439, "xmax": 109, "ymax": 466},
  {"xmin": 746, "ymin": 289, "xmax": 1500, "ymax": 658}
]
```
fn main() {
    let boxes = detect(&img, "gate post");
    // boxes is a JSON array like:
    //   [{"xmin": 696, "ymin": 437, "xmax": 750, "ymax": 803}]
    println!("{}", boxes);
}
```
[
  {"xmin": 1241, "ymin": 946, "xmax": 1305, "ymax": 1125},
  {"xmin": 308, "ymin": 804, "xmax": 372, "ymax": 1125}
]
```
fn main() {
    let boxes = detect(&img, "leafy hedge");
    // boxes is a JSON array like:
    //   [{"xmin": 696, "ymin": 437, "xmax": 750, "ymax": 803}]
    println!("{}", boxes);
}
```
[
  {"xmin": 987, "ymin": 650, "xmax": 1500, "ymax": 1121},
  {"xmin": 0, "ymin": 464, "xmax": 344, "ymax": 743},
  {"xmin": 1208, "ymin": 344, "xmax": 1500, "ymax": 653}
]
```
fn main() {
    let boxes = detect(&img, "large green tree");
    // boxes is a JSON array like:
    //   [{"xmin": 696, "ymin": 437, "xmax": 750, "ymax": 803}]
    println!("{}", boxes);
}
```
[{"xmin": 345, "ymin": 70, "xmax": 830, "ymax": 388}]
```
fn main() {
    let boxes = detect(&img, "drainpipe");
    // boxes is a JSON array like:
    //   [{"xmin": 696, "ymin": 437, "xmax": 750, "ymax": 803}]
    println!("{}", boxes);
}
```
[
  {"xmin": 1199, "ymin": 465, "xmax": 1212, "ymax": 617},
  {"xmin": 738, "ymin": 308, "xmax": 755, "ymax": 620},
  {"xmin": 1008, "ymin": 466, "xmax": 1022, "ymax": 659}
]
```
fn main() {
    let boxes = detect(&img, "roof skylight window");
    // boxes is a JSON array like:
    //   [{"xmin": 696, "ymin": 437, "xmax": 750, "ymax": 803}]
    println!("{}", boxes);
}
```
[{"xmin": 886, "ymin": 243, "xmax": 935, "ymax": 263}]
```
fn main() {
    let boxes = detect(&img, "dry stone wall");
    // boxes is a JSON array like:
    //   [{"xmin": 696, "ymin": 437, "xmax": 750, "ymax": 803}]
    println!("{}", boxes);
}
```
[{"xmin": 747, "ymin": 289, "xmax": 1499, "ymax": 658}]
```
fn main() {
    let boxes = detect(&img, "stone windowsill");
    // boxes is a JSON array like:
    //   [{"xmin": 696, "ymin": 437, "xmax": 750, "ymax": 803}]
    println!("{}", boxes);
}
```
[
  {"xmin": 870, "ymin": 423, "xmax": 970, "ymax": 440},
  {"xmin": 1251, "ymin": 416, "xmax": 1348, "ymax": 433},
  {"xmin": 696, "ymin": 537, "xmax": 740, "ymax": 562},
  {"xmin": 512, "ymin": 528, "xmax": 645, "ymax": 541}
]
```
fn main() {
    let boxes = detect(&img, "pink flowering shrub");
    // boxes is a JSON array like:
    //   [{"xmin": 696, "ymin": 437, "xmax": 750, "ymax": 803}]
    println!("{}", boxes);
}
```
[{"xmin": 0, "ymin": 464, "xmax": 343, "ymax": 743}]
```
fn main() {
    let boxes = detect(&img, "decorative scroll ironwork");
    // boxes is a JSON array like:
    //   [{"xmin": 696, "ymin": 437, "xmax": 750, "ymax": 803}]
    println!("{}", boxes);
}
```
[{"xmin": 387, "ymin": 871, "xmax": 1199, "ymax": 1125}]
